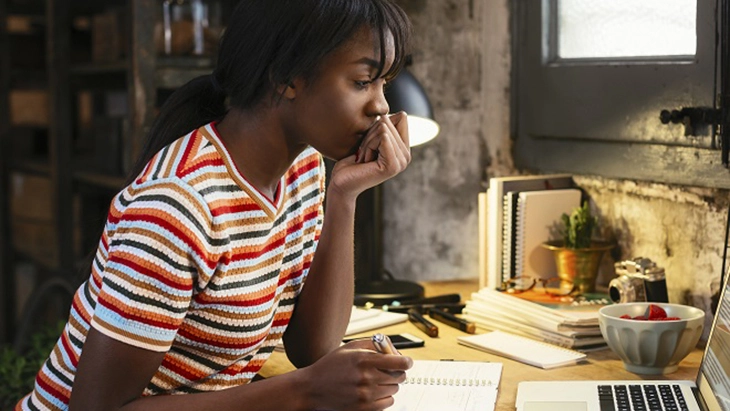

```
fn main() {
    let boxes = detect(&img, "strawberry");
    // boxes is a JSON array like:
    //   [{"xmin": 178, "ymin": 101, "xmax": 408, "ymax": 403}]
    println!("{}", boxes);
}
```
[
  {"xmin": 620, "ymin": 314, "xmax": 632, "ymax": 319},
  {"xmin": 647, "ymin": 304, "xmax": 667, "ymax": 320}
]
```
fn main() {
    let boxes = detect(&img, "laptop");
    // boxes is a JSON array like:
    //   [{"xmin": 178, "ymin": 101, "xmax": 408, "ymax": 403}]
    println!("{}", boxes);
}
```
[{"xmin": 515, "ymin": 281, "xmax": 730, "ymax": 411}]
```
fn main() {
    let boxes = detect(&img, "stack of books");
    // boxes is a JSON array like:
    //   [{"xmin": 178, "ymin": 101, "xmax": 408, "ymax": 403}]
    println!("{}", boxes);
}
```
[
  {"xmin": 480, "ymin": 174, "xmax": 577, "ymax": 290},
  {"xmin": 462, "ymin": 288, "xmax": 608, "ymax": 351}
]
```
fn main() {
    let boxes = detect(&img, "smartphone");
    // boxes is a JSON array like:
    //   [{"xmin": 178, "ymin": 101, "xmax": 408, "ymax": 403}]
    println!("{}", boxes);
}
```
[{"xmin": 344, "ymin": 333, "xmax": 425, "ymax": 349}]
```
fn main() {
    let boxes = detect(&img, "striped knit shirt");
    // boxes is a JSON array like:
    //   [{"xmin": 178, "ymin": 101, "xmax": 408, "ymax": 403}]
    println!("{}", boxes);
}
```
[{"xmin": 17, "ymin": 122, "xmax": 326, "ymax": 410}]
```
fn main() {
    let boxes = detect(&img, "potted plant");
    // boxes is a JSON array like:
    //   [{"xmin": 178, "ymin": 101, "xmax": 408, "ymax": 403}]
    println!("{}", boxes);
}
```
[
  {"xmin": 0, "ymin": 321, "xmax": 64, "ymax": 409},
  {"xmin": 541, "ymin": 201, "xmax": 614, "ymax": 294}
]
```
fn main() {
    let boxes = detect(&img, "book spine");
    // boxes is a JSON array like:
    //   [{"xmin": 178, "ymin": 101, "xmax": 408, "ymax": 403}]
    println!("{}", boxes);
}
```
[
  {"xmin": 486, "ymin": 183, "xmax": 503, "ymax": 291},
  {"xmin": 478, "ymin": 192, "xmax": 492, "ymax": 290}
]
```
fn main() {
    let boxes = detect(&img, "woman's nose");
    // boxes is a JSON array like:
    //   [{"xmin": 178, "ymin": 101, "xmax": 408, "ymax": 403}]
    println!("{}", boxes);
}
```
[{"xmin": 372, "ymin": 87, "xmax": 390, "ymax": 117}]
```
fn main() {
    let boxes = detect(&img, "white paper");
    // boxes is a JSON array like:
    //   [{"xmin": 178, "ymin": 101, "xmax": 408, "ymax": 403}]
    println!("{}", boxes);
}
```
[{"xmin": 386, "ymin": 360, "xmax": 502, "ymax": 411}]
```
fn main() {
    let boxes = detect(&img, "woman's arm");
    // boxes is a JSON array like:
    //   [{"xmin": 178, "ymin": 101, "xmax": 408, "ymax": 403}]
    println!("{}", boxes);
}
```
[
  {"xmin": 283, "ymin": 188, "xmax": 358, "ymax": 367},
  {"xmin": 70, "ymin": 329, "xmax": 410, "ymax": 411},
  {"xmin": 284, "ymin": 113, "xmax": 411, "ymax": 367}
]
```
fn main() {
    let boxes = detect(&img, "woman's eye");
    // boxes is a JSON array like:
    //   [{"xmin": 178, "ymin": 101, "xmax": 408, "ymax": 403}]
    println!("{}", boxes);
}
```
[{"xmin": 355, "ymin": 80, "xmax": 371, "ymax": 89}]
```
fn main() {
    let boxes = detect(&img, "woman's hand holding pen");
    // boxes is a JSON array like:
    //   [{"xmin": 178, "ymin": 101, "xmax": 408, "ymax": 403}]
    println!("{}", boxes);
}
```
[
  {"xmin": 300, "ymin": 338, "xmax": 412, "ymax": 411},
  {"xmin": 328, "ymin": 112, "xmax": 411, "ymax": 201}
]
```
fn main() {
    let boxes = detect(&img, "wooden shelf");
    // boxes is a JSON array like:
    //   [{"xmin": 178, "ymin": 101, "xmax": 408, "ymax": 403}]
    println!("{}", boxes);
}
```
[
  {"xmin": 8, "ymin": 124, "xmax": 47, "ymax": 131},
  {"xmin": 156, "ymin": 66, "xmax": 214, "ymax": 89},
  {"xmin": 70, "ymin": 61, "xmax": 126, "ymax": 75},
  {"xmin": 9, "ymin": 158, "xmax": 51, "ymax": 176},
  {"xmin": 157, "ymin": 55, "xmax": 215, "ymax": 69},
  {"xmin": 156, "ymin": 55, "xmax": 215, "ymax": 88},
  {"xmin": 9, "ymin": 69, "xmax": 46, "ymax": 89},
  {"xmin": 69, "ymin": 59, "xmax": 216, "ymax": 89},
  {"xmin": 12, "ymin": 249, "xmax": 58, "ymax": 272},
  {"xmin": 73, "ymin": 170, "xmax": 125, "ymax": 190},
  {"xmin": 6, "ymin": 4, "xmax": 45, "ymax": 17},
  {"xmin": 1, "ymin": 0, "xmax": 240, "ymax": 345}
]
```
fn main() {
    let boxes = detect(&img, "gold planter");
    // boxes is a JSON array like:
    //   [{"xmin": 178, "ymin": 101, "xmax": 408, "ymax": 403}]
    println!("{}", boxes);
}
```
[{"xmin": 541, "ymin": 241, "xmax": 615, "ymax": 293}]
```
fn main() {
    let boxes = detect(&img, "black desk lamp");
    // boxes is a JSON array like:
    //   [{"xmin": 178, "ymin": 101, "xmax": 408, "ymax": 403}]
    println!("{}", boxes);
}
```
[{"xmin": 353, "ymin": 68, "xmax": 440, "ymax": 306}]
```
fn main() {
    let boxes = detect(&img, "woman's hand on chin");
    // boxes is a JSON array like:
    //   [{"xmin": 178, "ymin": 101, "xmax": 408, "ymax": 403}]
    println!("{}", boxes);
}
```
[{"xmin": 328, "ymin": 112, "xmax": 411, "ymax": 200}]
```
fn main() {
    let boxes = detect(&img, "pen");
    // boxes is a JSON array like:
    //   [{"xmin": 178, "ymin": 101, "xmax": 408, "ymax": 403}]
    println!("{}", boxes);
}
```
[
  {"xmin": 408, "ymin": 308, "xmax": 439, "ymax": 338},
  {"xmin": 361, "ymin": 295, "xmax": 462, "ymax": 311},
  {"xmin": 400, "ymin": 293, "xmax": 461, "ymax": 305},
  {"xmin": 428, "ymin": 307, "xmax": 476, "ymax": 334},
  {"xmin": 380, "ymin": 302, "xmax": 466, "ymax": 314},
  {"xmin": 372, "ymin": 333, "xmax": 399, "ymax": 354}
]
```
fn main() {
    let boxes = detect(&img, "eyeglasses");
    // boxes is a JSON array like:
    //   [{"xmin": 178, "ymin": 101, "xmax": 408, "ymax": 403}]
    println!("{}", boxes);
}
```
[{"xmin": 498, "ymin": 276, "xmax": 577, "ymax": 297}]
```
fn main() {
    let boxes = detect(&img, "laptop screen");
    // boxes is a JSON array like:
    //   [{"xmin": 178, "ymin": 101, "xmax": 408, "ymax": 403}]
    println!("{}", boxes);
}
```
[{"xmin": 695, "ymin": 277, "xmax": 730, "ymax": 410}]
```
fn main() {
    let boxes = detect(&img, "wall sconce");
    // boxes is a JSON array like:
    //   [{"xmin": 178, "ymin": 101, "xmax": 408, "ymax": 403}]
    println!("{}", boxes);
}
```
[{"xmin": 353, "ymin": 68, "xmax": 440, "ymax": 306}]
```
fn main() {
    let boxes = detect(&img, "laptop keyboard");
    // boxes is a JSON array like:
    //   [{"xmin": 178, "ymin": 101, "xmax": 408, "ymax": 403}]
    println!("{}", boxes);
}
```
[{"xmin": 598, "ymin": 384, "xmax": 689, "ymax": 411}]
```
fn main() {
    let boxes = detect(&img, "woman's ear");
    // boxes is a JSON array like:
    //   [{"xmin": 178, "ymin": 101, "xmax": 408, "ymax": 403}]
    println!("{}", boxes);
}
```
[
  {"xmin": 279, "ymin": 76, "xmax": 306, "ymax": 100},
  {"xmin": 280, "ymin": 82, "xmax": 297, "ymax": 99}
]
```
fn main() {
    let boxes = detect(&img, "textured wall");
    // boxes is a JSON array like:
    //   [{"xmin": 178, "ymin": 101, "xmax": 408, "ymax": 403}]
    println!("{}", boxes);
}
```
[
  {"xmin": 385, "ymin": 0, "xmax": 729, "ymax": 331},
  {"xmin": 578, "ymin": 177, "xmax": 728, "ymax": 336},
  {"xmin": 383, "ymin": 0, "xmax": 513, "ymax": 282}
]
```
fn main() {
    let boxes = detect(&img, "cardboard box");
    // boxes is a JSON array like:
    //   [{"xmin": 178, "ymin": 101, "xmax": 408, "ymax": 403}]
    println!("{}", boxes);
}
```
[
  {"xmin": 10, "ymin": 90, "xmax": 49, "ymax": 127},
  {"xmin": 11, "ymin": 220, "xmax": 59, "ymax": 269},
  {"xmin": 91, "ymin": 8, "xmax": 127, "ymax": 63},
  {"xmin": 9, "ymin": 173, "xmax": 82, "ymax": 269},
  {"xmin": 10, "ymin": 173, "xmax": 53, "ymax": 221}
]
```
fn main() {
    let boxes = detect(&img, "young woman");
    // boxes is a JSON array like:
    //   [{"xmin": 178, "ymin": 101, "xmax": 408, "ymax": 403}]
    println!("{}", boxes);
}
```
[{"xmin": 16, "ymin": 0, "xmax": 414, "ymax": 410}]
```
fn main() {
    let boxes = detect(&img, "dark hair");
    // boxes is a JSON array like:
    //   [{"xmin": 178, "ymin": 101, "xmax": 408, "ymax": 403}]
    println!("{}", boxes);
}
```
[{"xmin": 127, "ymin": 0, "xmax": 412, "ymax": 184}]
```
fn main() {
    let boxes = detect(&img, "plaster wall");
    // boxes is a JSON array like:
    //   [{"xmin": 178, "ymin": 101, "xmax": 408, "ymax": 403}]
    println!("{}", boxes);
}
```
[
  {"xmin": 383, "ymin": 0, "xmax": 513, "ymax": 282},
  {"xmin": 385, "ymin": 0, "xmax": 728, "ymax": 320}
]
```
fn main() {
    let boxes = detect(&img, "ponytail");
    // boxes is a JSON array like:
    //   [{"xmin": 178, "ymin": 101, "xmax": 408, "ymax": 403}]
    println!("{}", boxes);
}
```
[{"xmin": 125, "ymin": 73, "xmax": 227, "ymax": 185}]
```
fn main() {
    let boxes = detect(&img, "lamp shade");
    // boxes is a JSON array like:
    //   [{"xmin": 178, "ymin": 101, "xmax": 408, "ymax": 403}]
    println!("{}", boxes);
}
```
[{"xmin": 385, "ymin": 69, "xmax": 440, "ymax": 146}]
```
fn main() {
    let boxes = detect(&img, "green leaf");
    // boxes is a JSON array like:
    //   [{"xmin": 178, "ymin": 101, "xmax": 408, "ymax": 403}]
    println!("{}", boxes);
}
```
[
  {"xmin": 561, "ymin": 201, "xmax": 597, "ymax": 249},
  {"xmin": 0, "ymin": 320, "xmax": 65, "ymax": 408}
]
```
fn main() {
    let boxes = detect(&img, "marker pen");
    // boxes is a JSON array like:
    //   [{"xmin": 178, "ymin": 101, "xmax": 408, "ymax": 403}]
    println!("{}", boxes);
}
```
[
  {"xmin": 407, "ymin": 308, "xmax": 439, "ymax": 338},
  {"xmin": 428, "ymin": 307, "xmax": 476, "ymax": 334}
]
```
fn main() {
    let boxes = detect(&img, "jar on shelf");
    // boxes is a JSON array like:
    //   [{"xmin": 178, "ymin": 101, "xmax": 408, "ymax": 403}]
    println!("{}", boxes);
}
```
[{"xmin": 162, "ymin": 0, "xmax": 221, "ymax": 57}]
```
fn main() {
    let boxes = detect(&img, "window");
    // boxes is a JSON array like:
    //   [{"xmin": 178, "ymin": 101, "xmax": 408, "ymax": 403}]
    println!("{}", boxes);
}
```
[
  {"xmin": 558, "ymin": 0, "xmax": 696, "ymax": 59},
  {"xmin": 512, "ymin": 0, "xmax": 727, "ymax": 188}
]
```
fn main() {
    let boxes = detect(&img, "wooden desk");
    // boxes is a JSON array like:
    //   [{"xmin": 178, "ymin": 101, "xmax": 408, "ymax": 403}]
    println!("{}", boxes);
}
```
[{"xmin": 259, "ymin": 280, "xmax": 703, "ymax": 411}]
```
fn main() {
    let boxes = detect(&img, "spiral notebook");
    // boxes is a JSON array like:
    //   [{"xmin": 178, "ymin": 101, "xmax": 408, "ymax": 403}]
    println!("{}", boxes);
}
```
[
  {"xmin": 387, "ymin": 360, "xmax": 503, "ymax": 411},
  {"xmin": 502, "ymin": 189, "xmax": 581, "ymax": 280},
  {"xmin": 457, "ymin": 330, "xmax": 587, "ymax": 369}
]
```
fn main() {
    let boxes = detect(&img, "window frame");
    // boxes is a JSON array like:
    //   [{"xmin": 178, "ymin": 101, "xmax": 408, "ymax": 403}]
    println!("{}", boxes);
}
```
[{"xmin": 511, "ymin": 0, "xmax": 730, "ymax": 189}]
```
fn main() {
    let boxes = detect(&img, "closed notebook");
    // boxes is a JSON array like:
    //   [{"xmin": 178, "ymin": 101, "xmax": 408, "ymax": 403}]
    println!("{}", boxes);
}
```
[
  {"xmin": 514, "ymin": 189, "xmax": 581, "ymax": 279},
  {"xmin": 345, "ymin": 307, "xmax": 407, "ymax": 336},
  {"xmin": 276, "ymin": 307, "xmax": 406, "ymax": 351},
  {"xmin": 457, "ymin": 330, "xmax": 587, "ymax": 370}
]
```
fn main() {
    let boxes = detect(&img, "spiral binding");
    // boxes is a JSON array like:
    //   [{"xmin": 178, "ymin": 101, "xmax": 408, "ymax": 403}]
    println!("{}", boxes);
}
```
[{"xmin": 403, "ymin": 376, "xmax": 495, "ymax": 387}]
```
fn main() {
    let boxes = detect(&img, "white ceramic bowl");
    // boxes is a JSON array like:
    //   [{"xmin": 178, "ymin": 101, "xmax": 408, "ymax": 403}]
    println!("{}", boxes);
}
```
[{"xmin": 598, "ymin": 302, "xmax": 705, "ymax": 375}]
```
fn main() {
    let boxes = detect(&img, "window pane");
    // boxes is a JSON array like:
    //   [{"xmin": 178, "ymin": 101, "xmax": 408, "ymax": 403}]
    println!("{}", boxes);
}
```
[{"xmin": 557, "ymin": 0, "xmax": 697, "ymax": 59}]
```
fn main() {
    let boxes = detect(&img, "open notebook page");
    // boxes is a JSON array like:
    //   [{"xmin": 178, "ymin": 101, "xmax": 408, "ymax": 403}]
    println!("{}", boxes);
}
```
[{"xmin": 387, "ymin": 360, "xmax": 502, "ymax": 411}]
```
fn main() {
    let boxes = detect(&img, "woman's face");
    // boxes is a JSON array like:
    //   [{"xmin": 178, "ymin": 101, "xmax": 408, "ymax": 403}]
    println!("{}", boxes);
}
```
[{"xmin": 282, "ymin": 26, "xmax": 395, "ymax": 160}]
